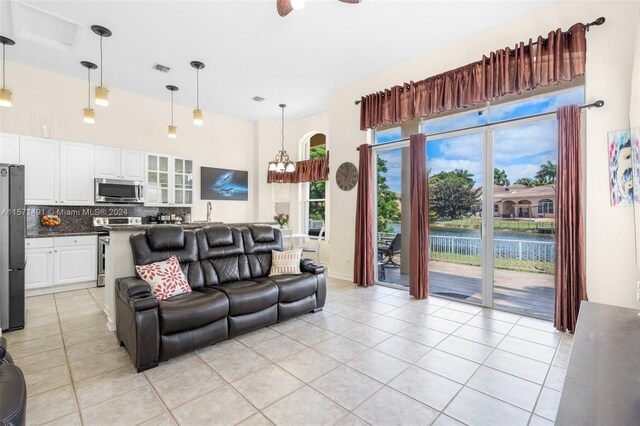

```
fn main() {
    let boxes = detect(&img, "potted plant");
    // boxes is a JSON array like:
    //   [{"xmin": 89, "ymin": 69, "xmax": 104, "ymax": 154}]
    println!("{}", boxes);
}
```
[{"xmin": 273, "ymin": 213, "xmax": 290, "ymax": 229}]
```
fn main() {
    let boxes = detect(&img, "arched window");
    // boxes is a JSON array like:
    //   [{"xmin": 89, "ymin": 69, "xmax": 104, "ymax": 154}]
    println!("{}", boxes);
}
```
[
  {"xmin": 538, "ymin": 199, "xmax": 554, "ymax": 214},
  {"xmin": 302, "ymin": 133, "xmax": 327, "ymax": 236}
]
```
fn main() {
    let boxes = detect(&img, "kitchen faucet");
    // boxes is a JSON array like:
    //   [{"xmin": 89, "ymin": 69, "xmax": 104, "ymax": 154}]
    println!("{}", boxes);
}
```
[{"xmin": 206, "ymin": 201, "xmax": 212, "ymax": 222}]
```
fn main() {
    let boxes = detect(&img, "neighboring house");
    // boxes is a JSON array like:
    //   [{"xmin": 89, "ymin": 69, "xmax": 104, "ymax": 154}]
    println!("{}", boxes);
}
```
[{"xmin": 491, "ymin": 184, "xmax": 556, "ymax": 218}]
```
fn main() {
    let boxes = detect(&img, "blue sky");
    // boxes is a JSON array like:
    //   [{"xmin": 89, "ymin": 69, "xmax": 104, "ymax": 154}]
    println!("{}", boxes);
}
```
[{"xmin": 376, "ymin": 88, "xmax": 584, "ymax": 193}]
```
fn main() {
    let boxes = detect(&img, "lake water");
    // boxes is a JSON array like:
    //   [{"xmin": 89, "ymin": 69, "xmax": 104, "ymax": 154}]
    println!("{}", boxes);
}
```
[{"xmin": 388, "ymin": 223, "xmax": 554, "ymax": 243}]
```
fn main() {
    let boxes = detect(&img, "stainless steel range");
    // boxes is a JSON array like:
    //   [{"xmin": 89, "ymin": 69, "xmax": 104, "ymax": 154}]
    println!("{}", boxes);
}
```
[{"xmin": 93, "ymin": 217, "xmax": 142, "ymax": 287}]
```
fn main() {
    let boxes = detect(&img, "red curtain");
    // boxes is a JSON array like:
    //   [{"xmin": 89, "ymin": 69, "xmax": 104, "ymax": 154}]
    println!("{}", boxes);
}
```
[
  {"xmin": 360, "ymin": 23, "xmax": 587, "ymax": 130},
  {"xmin": 555, "ymin": 105, "xmax": 587, "ymax": 332},
  {"xmin": 354, "ymin": 144, "xmax": 374, "ymax": 286},
  {"xmin": 267, "ymin": 153, "xmax": 330, "ymax": 184},
  {"xmin": 409, "ymin": 134, "xmax": 429, "ymax": 299}
]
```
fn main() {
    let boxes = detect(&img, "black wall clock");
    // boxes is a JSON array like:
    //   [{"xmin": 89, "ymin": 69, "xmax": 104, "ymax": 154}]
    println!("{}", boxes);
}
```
[{"xmin": 336, "ymin": 162, "xmax": 359, "ymax": 191}]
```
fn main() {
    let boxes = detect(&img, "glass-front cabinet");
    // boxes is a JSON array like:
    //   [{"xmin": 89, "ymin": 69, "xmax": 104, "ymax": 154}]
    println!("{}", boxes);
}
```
[
  {"xmin": 173, "ymin": 157, "xmax": 194, "ymax": 206},
  {"xmin": 145, "ymin": 153, "xmax": 194, "ymax": 206}
]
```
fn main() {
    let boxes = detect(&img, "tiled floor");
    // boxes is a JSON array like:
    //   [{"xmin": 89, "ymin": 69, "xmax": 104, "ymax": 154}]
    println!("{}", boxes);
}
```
[{"xmin": 4, "ymin": 278, "xmax": 572, "ymax": 426}]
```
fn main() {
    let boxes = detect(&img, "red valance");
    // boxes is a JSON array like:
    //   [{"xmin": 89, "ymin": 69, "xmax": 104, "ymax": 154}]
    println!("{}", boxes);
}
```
[
  {"xmin": 267, "ymin": 152, "xmax": 330, "ymax": 184},
  {"xmin": 360, "ymin": 23, "xmax": 587, "ymax": 130}
]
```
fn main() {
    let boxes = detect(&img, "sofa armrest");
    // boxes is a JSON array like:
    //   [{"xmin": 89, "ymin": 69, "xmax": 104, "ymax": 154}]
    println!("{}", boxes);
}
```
[
  {"xmin": 115, "ymin": 277, "xmax": 160, "ymax": 372},
  {"xmin": 0, "ymin": 337, "xmax": 11, "ymax": 365},
  {"xmin": 116, "ymin": 277, "xmax": 158, "ymax": 311},
  {"xmin": 300, "ymin": 259, "xmax": 325, "ymax": 275}
]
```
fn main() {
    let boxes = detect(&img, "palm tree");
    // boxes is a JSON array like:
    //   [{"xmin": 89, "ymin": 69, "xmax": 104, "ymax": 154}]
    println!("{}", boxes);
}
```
[
  {"xmin": 494, "ymin": 168, "xmax": 510, "ymax": 186},
  {"xmin": 535, "ymin": 161, "xmax": 557, "ymax": 184},
  {"xmin": 453, "ymin": 168, "xmax": 474, "ymax": 186},
  {"xmin": 515, "ymin": 177, "xmax": 534, "ymax": 186}
]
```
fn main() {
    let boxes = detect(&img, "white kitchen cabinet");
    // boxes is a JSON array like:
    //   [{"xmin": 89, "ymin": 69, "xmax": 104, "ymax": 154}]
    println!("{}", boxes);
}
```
[
  {"xmin": 25, "ymin": 238, "xmax": 54, "ymax": 291},
  {"xmin": 145, "ymin": 153, "xmax": 194, "ymax": 207},
  {"xmin": 173, "ymin": 157, "xmax": 194, "ymax": 206},
  {"xmin": 20, "ymin": 136, "xmax": 59, "ymax": 204},
  {"xmin": 145, "ymin": 152, "xmax": 171, "ymax": 206},
  {"xmin": 120, "ymin": 149, "xmax": 145, "ymax": 181},
  {"xmin": 95, "ymin": 146, "xmax": 144, "ymax": 181},
  {"xmin": 95, "ymin": 145, "xmax": 120, "ymax": 179},
  {"xmin": 0, "ymin": 133, "xmax": 20, "ymax": 164},
  {"xmin": 60, "ymin": 141, "xmax": 95, "ymax": 205},
  {"xmin": 53, "ymin": 236, "xmax": 97, "ymax": 286},
  {"xmin": 25, "ymin": 236, "xmax": 97, "ymax": 293}
]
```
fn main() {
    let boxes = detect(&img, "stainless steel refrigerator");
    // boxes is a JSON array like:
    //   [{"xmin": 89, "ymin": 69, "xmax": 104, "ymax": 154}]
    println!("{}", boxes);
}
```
[{"xmin": 0, "ymin": 164, "xmax": 25, "ymax": 331}]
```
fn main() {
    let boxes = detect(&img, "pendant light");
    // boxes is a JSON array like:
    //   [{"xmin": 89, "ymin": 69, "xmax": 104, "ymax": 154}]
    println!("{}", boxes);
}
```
[
  {"xmin": 190, "ymin": 61, "xmax": 205, "ymax": 126},
  {"xmin": 268, "ymin": 104, "xmax": 296, "ymax": 173},
  {"xmin": 0, "ymin": 36, "xmax": 15, "ymax": 108},
  {"xmin": 81, "ymin": 61, "xmax": 97, "ymax": 124},
  {"xmin": 166, "ymin": 85, "xmax": 178, "ymax": 139},
  {"xmin": 91, "ymin": 25, "xmax": 112, "ymax": 107}
]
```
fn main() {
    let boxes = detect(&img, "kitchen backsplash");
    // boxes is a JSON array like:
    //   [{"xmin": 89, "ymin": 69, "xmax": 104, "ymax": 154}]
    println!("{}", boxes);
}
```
[{"xmin": 26, "ymin": 205, "xmax": 191, "ymax": 235}]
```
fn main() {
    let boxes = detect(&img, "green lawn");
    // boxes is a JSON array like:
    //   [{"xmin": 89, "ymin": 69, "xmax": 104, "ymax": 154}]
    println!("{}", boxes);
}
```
[
  {"xmin": 431, "ymin": 217, "xmax": 555, "ymax": 233},
  {"xmin": 431, "ymin": 251, "xmax": 554, "ymax": 274}
]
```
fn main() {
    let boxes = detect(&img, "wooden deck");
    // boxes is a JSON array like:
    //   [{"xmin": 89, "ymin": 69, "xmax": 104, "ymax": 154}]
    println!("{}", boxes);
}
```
[{"xmin": 380, "ymin": 261, "xmax": 555, "ymax": 320}]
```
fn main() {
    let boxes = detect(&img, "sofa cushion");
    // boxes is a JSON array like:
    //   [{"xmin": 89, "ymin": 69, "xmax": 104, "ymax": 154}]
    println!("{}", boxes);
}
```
[
  {"xmin": 268, "ymin": 273, "xmax": 318, "ymax": 303},
  {"xmin": 148, "ymin": 226, "xmax": 186, "ymax": 251},
  {"xmin": 136, "ymin": 256, "xmax": 192, "ymax": 301},
  {"xmin": 159, "ymin": 290, "xmax": 229, "ymax": 335},
  {"xmin": 130, "ymin": 227, "xmax": 202, "ymax": 287},
  {"xmin": 201, "ymin": 281, "xmax": 278, "ymax": 316},
  {"xmin": 269, "ymin": 249, "xmax": 302, "ymax": 277}
]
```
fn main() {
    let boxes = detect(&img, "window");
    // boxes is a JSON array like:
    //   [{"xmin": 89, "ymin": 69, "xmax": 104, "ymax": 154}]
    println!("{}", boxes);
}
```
[
  {"xmin": 302, "ymin": 134, "xmax": 327, "ymax": 236},
  {"xmin": 538, "ymin": 199, "xmax": 554, "ymax": 215}
]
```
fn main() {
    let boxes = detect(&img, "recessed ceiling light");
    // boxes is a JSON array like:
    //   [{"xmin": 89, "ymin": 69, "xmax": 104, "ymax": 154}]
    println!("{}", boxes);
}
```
[{"xmin": 251, "ymin": 96, "xmax": 265, "ymax": 102}]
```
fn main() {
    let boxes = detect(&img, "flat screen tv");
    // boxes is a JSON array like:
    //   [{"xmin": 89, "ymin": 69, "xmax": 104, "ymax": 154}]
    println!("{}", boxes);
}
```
[{"xmin": 201, "ymin": 167, "xmax": 248, "ymax": 201}]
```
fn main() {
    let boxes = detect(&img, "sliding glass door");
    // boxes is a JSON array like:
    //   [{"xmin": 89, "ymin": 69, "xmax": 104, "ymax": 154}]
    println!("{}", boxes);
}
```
[
  {"xmin": 372, "ymin": 87, "xmax": 582, "ymax": 319},
  {"xmin": 426, "ymin": 133, "xmax": 484, "ymax": 304}
]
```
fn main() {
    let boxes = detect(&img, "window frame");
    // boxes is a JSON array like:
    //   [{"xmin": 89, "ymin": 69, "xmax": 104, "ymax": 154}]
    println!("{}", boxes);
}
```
[{"xmin": 300, "ymin": 136, "xmax": 328, "ymax": 238}]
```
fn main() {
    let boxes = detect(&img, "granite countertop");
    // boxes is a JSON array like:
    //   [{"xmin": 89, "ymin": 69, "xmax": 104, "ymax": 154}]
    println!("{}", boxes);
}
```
[
  {"xmin": 26, "ymin": 231, "xmax": 100, "ymax": 239},
  {"xmin": 103, "ymin": 222, "xmax": 277, "ymax": 232}
]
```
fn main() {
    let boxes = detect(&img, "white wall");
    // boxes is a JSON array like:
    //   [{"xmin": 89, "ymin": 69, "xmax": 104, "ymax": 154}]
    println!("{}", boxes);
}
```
[
  {"xmin": 0, "ymin": 61, "xmax": 255, "ymax": 223},
  {"xmin": 327, "ymin": 1, "xmax": 640, "ymax": 309}
]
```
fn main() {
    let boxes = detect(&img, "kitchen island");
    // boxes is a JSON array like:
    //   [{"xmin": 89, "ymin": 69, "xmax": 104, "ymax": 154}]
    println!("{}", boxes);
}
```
[{"xmin": 102, "ymin": 222, "xmax": 276, "ymax": 331}]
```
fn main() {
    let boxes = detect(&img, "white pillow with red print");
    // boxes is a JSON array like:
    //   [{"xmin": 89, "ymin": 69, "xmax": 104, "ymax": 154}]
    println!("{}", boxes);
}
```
[{"xmin": 135, "ymin": 255, "xmax": 192, "ymax": 301}]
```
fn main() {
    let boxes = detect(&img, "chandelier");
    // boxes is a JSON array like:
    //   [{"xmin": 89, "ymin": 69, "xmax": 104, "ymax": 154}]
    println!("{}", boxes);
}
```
[{"xmin": 268, "ymin": 104, "xmax": 296, "ymax": 173}]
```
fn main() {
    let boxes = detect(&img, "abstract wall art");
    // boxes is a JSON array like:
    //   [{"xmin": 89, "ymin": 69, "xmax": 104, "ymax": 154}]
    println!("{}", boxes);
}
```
[{"xmin": 201, "ymin": 167, "xmax": 248, "ymax": 201}]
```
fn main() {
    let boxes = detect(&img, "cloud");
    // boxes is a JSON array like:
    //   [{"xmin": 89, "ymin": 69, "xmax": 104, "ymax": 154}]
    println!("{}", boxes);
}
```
[
  {"xmin": 491, "ymin": 88, "xmax": 584, "ymax": 122},
  {"xmin": 493, "ymin": 120, "xmax": 557, "ymax": 162}
]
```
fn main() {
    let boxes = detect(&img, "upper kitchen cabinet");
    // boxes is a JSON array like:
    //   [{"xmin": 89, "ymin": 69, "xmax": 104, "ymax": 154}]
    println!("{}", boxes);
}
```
[
  {"xmin": 145, "ymin": 152, "xmax": 171, "ymax": 206},
  {"xmin": 120, "ymin": 149, "xmax": 145, "ymax": 181},
  {"xmin": 60, "ymin": 141, "xmax": 95, "ymax": 205},
  {"xmin": 20, "ymin": 136, "xmax": 60, "ymax": 204},
  {"xmin": 0, "ymin": 133, "xmax": 20, "ymax": 164},
  {"xmin": 173, "ymin": 157, "xmax": 194, "ymax": 206},
  {"xmin": 145, "ymin": 153, "xmax": 193, "ymax": 206},
  {"xmin": 95, "ymin": 146, "xmax": 144, "ymax": 181},
  {"xmin": 95, "ymin": 145, "xmax": 120, "ymax": 179}
]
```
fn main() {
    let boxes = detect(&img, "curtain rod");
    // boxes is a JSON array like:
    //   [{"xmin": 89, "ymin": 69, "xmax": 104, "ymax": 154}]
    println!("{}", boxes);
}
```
[
  {"xmin": 354, "ymin": 17, "xmax": 605, "ymax": 106},
  {"xmin": 355, "ymin": 100, "xmax": 604, "ymax": 151}
]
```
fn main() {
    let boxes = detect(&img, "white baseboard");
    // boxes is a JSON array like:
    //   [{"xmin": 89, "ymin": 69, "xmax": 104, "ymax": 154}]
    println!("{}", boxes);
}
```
[{"xmin": 328, "ymin": 270, "xmax": 353, "ymax": 282}]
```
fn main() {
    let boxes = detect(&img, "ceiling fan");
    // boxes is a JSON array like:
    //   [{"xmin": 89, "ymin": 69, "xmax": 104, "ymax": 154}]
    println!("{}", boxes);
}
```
[{"xmin": 277, "ymin": 0, "xmax": 361, "ymax": 17}]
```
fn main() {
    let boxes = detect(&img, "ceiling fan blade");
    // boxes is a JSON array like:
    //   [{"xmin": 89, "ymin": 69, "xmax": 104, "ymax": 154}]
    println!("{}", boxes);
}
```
[
  {"xmin": 338, "ymin": 0, "xmax": 362, "ymax": 3},
  {"xmin": 277, "ymin": 0, "xmax": 293, "ymax": 17}
]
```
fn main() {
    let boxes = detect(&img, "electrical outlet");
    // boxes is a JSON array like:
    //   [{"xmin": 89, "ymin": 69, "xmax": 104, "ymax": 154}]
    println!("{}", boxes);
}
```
[
  {"xmin": 346, "ymin": 258, "xmax": 351, "ymax": 266},
  {"xmin": 637, "ymin": 281, "xmax": 640, "ymax": 302}
]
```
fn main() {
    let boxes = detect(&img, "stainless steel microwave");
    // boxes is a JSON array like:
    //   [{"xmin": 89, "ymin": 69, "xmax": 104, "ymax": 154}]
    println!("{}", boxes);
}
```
[{"xmin": 94, "ymin": 178, "xmax": 144, "ymax": 204}]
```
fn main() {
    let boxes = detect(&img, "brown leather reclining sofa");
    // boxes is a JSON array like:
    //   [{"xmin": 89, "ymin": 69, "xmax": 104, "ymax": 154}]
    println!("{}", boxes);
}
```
[{"xmin": 115, "ymin": 224, "xmax": 326, "ymax": 372}]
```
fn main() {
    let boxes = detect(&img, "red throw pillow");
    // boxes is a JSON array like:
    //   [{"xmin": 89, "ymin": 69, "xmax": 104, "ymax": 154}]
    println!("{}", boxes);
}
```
[{"xmin": 135, "ymin": 255, "xmax": 192, "ymax": 301}]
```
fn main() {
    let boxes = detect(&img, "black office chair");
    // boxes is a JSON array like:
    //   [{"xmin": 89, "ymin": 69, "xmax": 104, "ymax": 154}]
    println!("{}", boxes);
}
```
[{"xmin": 378, "ymin": 233, "xmax": 401, "ymax": 267}]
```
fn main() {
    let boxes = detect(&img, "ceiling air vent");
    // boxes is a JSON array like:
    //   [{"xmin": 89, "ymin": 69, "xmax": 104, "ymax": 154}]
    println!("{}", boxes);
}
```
[
  {"xmin": 251, "ymin": 96, "xmax": 265, "ymax": 102},
  {"xmin": 152, "ymin": 63, "xmax": 171, "ymax": 73}
]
